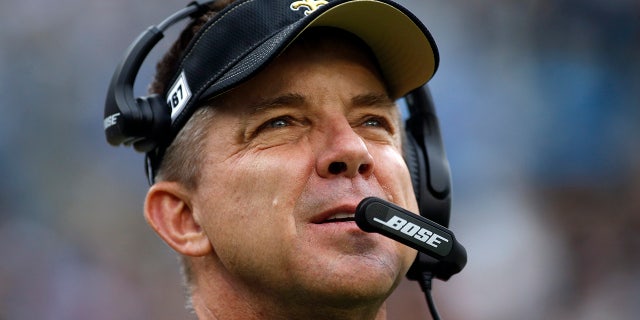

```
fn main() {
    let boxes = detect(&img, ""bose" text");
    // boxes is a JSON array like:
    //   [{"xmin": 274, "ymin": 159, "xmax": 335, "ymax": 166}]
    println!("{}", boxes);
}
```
[
  {"xmin": 373, "ymin": 215, "xmax": 449, "ymax": 248},
  {"xmin": 103, "ymin": 113, "xmax": 120, "ymax": 129}
]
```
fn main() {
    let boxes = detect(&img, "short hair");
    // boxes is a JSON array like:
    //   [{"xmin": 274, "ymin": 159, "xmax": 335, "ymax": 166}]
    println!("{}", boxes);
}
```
[
  {"xmin": 150, "ymin": 0, "xmax": 237, "ymax": 190},
  {"xmin": 147, "ymin": 1, "xmax": 238, "ymax": 310}
]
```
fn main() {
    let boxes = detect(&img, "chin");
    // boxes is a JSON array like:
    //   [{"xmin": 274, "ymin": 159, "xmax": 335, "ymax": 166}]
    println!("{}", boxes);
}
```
[
  {"xmin": 307, "ymin": 268, "xmax": 399, "ymax": 310},
  {"xmin": 316, "ymin": 250, "xmax": 406, "ymax": 292}
]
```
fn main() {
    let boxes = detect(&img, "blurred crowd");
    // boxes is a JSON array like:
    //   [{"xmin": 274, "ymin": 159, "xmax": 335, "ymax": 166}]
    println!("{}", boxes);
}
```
[{"xmin": 1, "ymin": 0, "xmax": 638, "ymax": 319}]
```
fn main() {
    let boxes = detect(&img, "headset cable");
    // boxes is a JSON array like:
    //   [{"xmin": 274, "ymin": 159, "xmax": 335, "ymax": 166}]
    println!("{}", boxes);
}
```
[{"xmin": 418, "ymin": 271, "xmax": 441, "ymax": 320}]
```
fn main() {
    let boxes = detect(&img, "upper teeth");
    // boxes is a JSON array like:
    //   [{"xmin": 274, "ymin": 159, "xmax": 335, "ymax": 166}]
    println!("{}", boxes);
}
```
[{"xmin": 328, "ymin": 213, "xmax": 355, "ymax": 220}]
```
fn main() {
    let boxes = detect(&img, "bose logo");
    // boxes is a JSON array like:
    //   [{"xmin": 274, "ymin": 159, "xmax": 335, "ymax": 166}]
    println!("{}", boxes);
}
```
[
  {"xmin": 373, "ymin": 215, "xmax": 449, "ymax": 249},
  {"xmin": 104, "ymin": 113, "xmax": 120, "ymax": 129}
]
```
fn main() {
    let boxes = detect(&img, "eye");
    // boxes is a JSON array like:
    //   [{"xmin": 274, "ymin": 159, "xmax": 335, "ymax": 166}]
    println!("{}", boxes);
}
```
[
  {"xmin": 361, "ymin": 116, "xmax": 392, "ymax": 131},
  {"xmin": 254, "ymin": 116, "xmax": 296, "ymax": 134},
  {"xmin": 267, "ymin": 117, "xmax": 290, "ymax": 129},
  {"xmin": 363, "ymin": 118, "xmax": 383, "ymax": 127}
]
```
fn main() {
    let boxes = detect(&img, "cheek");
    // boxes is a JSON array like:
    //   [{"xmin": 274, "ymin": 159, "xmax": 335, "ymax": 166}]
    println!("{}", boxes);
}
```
[
  {"xmin": 374, "ymin": 147, "xmax": 419, "ymax": 211},
  {"xmin": 231, "ymin": 149, "xmax": 312, "ymax": 207},
  {"xmin": 194, "ymin": 146, "xmax": 314, "ymax": 262},
  {"xmin": 197, "ymin": 124, "xmax": 310, "ymax": 214},
  {"xmin": 371, "ymin": 148, "xmax": 420, "ymax": 272}
]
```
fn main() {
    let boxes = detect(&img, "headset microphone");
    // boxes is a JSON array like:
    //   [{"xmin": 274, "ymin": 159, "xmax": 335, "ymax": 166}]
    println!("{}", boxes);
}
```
[
  {"xmin": 356, "ymin": 197, "xmax": 467, "ymax": 319},
  {"xmin": 355, "ymin": 197, "xmax": 466, "ymax": 281}
]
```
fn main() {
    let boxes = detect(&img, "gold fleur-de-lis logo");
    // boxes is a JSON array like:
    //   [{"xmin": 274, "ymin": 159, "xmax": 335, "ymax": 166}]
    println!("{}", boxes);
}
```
[{"xmin": 290, "ymin": 0, "xmax": 329, "ymax": 16}]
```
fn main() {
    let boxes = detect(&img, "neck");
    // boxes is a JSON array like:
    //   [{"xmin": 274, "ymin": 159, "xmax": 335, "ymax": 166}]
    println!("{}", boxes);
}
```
[{"xmin": 188, "ymin": 256, "xmax": 389, "ymax": 320}]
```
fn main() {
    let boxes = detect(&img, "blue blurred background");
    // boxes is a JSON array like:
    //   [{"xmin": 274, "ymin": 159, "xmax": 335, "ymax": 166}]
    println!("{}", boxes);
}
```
[{"xmin": 1, "ymin": 0, "xmax": 638, "ymax": 319}]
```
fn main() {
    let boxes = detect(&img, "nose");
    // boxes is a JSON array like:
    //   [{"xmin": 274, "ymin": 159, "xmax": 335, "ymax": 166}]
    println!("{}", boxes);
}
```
[{"xmin": 315, "ymin": 118, "xmax": 374, "ymax": 179}]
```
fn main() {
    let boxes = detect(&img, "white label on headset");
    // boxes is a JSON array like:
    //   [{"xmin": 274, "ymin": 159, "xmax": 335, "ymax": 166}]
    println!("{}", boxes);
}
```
[
  {"xmin": 103, "ymin": 113, "xmax": 120, "ymax": 129},
  {"xmin": 373, "ymin": 215, "xmax": 450, "ymax": 249},
  {"xmin": 167, "ymin": 71, "xmax": 192, "ymax": 121}
]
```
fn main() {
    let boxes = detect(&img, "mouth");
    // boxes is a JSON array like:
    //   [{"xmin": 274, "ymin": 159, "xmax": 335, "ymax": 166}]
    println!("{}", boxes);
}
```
[
  {"xmin": 311, "ymin": 203, "xmax": 358, "ymax": 224},
  {"xmin": 320, "ymin": 212, "xmax": 356, "ymax": 223}
]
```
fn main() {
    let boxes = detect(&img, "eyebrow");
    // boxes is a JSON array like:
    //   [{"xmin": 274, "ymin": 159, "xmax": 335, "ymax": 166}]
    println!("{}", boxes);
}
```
[
  {"xmin": 351, "ymin": 93, "xmax": 395, "ymax": 108},
  {"xmin": 248, "ymin": 92, "xmax": 395, "ymax": 116},
  {"xmin": 249, "ymin": 93, "xmax": 306, "ymax": 116}
]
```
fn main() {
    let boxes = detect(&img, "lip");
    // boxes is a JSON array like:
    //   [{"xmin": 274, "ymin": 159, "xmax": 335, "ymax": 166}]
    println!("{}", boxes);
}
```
[{"xmin": 310, "ymin": 203, "xmax": 359, "ymax": 224}]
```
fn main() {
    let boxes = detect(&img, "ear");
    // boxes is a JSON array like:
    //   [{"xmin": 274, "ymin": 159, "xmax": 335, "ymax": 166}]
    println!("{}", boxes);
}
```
[{"xmin": 144, "ymin": 181, "xmax": 212, "ymax": 257}]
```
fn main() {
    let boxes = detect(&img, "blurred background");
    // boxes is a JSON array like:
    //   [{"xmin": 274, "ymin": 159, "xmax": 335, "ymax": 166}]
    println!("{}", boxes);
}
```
[{"xmin": 1, "ymin": 0, "xmax": 638, "ymax": 319}]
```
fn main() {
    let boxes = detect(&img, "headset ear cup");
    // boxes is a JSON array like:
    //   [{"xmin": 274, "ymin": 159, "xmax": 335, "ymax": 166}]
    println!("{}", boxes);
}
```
[
  {"xmin": 403, "ymin": 86, "xmax": 464, "ymax": 281},
  {"xmin": 403, "ymin": 131, "xmax": 424, "ymax": 207},
  {"xmin": 147, "ymin": 94, "xmax": 171, "ymax": 138},
  {"xmin": 132, "ymin": 94, "xmax": 170, "ymax": 152},
  {"xmin": 404, "ymin": 86, "xmax": 451, "ymax": 227},
  {"xmin": 404, "ymin": 132, "xmax": 448, "ymax": 281}
]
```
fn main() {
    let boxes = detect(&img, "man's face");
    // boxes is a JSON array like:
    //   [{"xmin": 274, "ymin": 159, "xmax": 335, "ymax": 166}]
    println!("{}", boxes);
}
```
[{"xmin": 190, "ymin": 33, "xmax": 418, "ymax": 306}]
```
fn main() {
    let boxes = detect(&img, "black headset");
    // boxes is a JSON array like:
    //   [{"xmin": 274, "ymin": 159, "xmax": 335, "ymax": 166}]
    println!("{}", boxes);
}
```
[{"xmin": 104, "ymin": 1, "xmax": 465, "ymax": 317}]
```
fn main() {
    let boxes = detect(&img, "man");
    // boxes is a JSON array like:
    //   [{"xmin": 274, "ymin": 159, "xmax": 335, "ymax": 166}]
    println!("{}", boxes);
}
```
[{"xmin": 106, "ymin": 0, "xmax": 443, "ymax": 318}]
